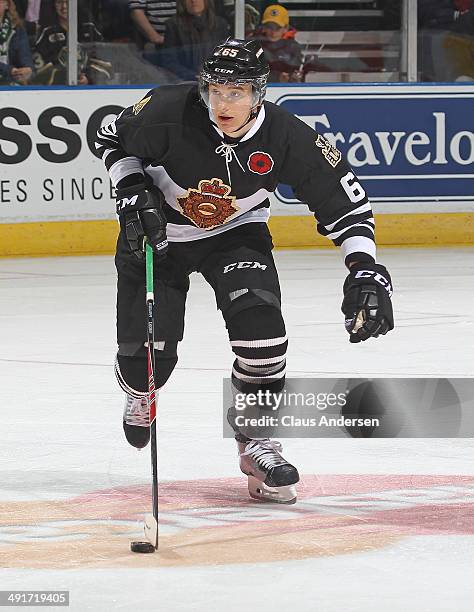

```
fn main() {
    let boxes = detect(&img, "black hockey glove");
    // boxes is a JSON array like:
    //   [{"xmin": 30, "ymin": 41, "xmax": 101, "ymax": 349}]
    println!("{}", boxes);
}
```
[
  {"xmin": 116, "ymin": 185, "xmax": 168, "ymax": 260},
  {"xmin": 342, "ymin": 263, "xmax": 394, "ymax": 343}
]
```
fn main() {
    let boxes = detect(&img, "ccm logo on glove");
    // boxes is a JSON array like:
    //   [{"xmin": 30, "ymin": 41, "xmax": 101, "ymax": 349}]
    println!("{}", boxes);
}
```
[
  {"xmin": 342, "ymin": 262, "xmax": 394, "ymax": 343},
  {"xmin": 354, "ymin": 269, "xmax": 393, "ymax": 297},
  {"xmin": 115, "ymin": 185, "xmax": 168, "ymax": 260},
  {"xmin": 117, "ymin": 194, "xmax": 139, "ymax": 212}
]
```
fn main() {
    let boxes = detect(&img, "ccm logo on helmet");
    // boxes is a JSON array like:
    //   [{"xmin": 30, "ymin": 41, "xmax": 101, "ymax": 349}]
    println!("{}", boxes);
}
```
[
  {"xmin": 355, "ymin": 270, "xmax": 393, "ymax": 296},
  {"xmin": 215, "ymin": 68, "xmax": 234, "ymax": 74},
  {"xmin": 223, "ymin": 261, "xmax": 268, "ymax": 274}
]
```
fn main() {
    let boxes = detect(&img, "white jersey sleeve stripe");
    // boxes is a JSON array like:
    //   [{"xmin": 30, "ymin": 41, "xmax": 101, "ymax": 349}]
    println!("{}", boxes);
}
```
[
  {"xmin": 109, "ymin": 157, "xmax": 145, "ymax": 188},
  {"xmin": 323, "ymin": 202, "xmax": 373, "ymax": 232},
  {"xmin": 325, "ymin": 219, "xmax": 375, "ymax": 240},
  {"xmin": 340, "ymin": 235, "xmax": 377, "ymax": 261},
  {"xmin": 96, "ymin": 132, "xmax": 120, "ymax": 147}
]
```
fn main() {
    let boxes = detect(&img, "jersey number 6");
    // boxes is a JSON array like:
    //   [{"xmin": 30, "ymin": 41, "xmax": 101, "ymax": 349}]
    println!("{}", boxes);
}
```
[{"xmin": 340, "ymin": 172, "xmax": 366, "ymax": 203}]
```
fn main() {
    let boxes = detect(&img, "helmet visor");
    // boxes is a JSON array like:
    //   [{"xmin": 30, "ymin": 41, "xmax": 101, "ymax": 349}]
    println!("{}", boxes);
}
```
[{"xmin": 199, "ymin": 72, "xmax": 265, "ymax": 110}]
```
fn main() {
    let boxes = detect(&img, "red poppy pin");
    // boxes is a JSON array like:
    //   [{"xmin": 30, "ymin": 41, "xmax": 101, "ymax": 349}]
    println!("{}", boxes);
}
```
[{"xmin": 247, "ymin": 151, "xmax": 274, "ymax": 175}]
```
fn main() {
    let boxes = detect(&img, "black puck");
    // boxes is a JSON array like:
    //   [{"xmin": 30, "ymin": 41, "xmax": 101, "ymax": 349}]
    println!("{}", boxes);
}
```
[{"xmin": 130, "ymin": 541, "xmax": 155, "ymax": 553}]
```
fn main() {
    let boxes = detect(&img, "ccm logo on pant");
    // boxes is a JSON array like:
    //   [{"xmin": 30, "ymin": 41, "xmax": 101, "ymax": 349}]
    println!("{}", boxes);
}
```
[
  {"xmin": 223, "ymin": 261, "xmax": 268, "ymax": 274},
  {"xmin": 355, "ymin": 270, "xmax": 393, "ymax": 296}
]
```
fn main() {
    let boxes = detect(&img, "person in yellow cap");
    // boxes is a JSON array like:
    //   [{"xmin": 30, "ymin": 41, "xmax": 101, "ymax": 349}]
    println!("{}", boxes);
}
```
[
  {"xmin": 252, "ymin": 4, "xmax": 303, "ymax": 82},
  {"xmin": 261, "ymin": 5, "xmax": 291, "ymax": 39}
]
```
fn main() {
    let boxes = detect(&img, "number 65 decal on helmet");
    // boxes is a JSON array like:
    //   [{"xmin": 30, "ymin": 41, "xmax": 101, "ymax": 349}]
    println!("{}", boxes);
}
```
[{"xmin": 221, "ymin": 48, "xmax": 238, "ymax": 57}]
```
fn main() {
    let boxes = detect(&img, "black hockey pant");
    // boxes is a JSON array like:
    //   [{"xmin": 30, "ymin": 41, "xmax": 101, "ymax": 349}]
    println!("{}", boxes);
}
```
[{"xmin": 114, "ymin": 223, "xmax": 287, "ymax": 408}]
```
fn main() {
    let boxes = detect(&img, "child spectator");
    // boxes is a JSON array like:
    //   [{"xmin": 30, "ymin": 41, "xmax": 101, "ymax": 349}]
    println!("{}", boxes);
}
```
[
  {"xmin": 161, "ymin": 0, "xmax": 229, "ymax": 80},
  {"xmin": 0, "ymin": 0, "xmax": 34, "ymax": 84},
  {"xmin": 252, "ymin": 4, "xmax": 303, "ymax": 82}
]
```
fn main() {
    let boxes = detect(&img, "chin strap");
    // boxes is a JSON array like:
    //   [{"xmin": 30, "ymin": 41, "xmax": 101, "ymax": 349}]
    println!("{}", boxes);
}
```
[{"xmin": 230, "ymin": 104, "xmax": 261, "ymax": 134}]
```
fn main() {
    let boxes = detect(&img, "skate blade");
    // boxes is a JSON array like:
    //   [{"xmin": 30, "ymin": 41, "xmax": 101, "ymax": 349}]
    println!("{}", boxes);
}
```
[
  {"xmin": 144, "ymin": 513, "xmax": 158, "ymax": 548},
  {"xmin": 248, "ymin": 476, "xmax": 297, "ymax": 504}
]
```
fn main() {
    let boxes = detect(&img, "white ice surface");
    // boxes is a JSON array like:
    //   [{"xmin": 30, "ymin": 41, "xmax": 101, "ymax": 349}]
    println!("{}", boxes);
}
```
[{"xmin": 0, "ymin": 248, "xmax": 473, "ymax": 611}]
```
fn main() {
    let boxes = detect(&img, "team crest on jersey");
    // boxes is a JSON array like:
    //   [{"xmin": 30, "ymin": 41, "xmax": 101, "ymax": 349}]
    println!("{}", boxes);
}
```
[
  {"xmin": 133, "ymin": 95, "xmax": 151, "ymax": 115},
  {"xmin": 315, "ymin": 135, "xmax": 342, "ymax": 167},
  {"xmin": 177, "ymin": 178, "xmax": 239, "ymax": 230},
  {"xmin": 247, "ymin": 151, "xmax": 274, "ymax": 175}
]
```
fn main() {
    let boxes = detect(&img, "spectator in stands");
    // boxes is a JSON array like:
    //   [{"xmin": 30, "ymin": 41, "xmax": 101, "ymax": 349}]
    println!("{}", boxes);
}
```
[
  {"xmin": 15, "ymin": 0, "xmax": 55, "ymax": 37},
  {"xmin": 16, "ymin": 0, "xmax": 39, "ymax": 35},
  {"xmin": 0, "ymin": 0, "xmax": 34, "ymax": 84},
  {"xmin": 252, "ymin": 4, "xmax": 303, "ymax": 82},
  {"xmin": 129, "ymin": 0, "xmax": 176, "ymax": 48},
  {"xmin": 161, "ymin": 0, "xmax": 229, "ymax": 80},
  {"xmin": 17, "ymin": 0, "xmax": 96, "ymax": 32},
  {"xmin": 32, "ymin": 0, "xmax": 111, "ymax": 84}
]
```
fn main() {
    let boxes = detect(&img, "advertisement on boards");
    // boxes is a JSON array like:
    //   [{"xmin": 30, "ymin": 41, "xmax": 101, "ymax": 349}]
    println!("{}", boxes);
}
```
[
  {"xmin": 0, "ymin": 84, "xmax": 473, "ymax": 224},
  {"xmin": 267, "ymin": 85, "xmax": 474, "ymax": 213}
]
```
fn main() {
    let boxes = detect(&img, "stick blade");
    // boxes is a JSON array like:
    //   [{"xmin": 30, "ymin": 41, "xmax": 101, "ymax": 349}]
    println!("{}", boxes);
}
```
[{"xmin": 144, "ymin": 513, "xmax": 158, "ymax": 548}]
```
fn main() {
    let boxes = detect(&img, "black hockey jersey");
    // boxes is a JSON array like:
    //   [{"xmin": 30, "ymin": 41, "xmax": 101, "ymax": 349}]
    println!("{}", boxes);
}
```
[{"xmin": 96, "ymin": 83, "xmax": 376, "ymax": 264}]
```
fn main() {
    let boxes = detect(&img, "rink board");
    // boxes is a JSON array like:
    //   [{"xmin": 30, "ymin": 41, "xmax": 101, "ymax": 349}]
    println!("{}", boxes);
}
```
[{"xmin": 0, "ymin": 83, "xmax": 473, "ymax": 256}]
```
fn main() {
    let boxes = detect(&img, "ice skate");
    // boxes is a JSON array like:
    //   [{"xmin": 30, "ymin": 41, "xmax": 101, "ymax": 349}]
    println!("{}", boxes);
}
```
[
  {"xmin": 238, "ymin": 438, "xmax": 299, "ymax": 504},
  {"xmin": 123, "ymin": 394, "xmax": 150, "ymax": 449}
]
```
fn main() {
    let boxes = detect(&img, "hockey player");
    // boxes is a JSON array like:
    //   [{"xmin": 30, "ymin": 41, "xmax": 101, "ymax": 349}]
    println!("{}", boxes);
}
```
[{"xmin": 96, "ymin": 38, "xmax": 394, "ymax": 504}]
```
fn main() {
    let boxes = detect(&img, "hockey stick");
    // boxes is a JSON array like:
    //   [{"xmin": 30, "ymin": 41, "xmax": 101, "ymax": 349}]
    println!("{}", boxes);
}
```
[{"xmin": 143, "ymin": 242, "xmax": 159, "ymax": 549}]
